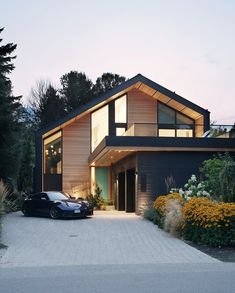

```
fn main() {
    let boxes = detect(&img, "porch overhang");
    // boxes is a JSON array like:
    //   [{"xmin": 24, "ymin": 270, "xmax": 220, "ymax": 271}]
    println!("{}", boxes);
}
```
[{"xmin": 88, "ymin": 136, "xmax": 235, "ymax": 167}]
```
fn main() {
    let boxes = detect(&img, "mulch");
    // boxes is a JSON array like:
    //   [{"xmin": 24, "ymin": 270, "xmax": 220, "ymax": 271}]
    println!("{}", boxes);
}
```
[{"xmin": 184, "ymin": 240, "xmax": 235, "ymax": 262}]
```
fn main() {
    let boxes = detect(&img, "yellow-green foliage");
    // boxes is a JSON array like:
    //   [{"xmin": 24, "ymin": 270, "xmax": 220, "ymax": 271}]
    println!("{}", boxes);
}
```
[{"xmin": 153, "ymin": 193, "xmax": 183, "ymax": 216}]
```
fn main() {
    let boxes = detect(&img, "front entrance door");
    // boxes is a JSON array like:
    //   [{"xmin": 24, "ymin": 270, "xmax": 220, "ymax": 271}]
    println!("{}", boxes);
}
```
[
  {"xmin": 126, "ymin": 169, "xmax": 135, "ymax": 212},
  {"xmin": 118, "ymin": 172, "xmax": 125, "ymax": 211}
]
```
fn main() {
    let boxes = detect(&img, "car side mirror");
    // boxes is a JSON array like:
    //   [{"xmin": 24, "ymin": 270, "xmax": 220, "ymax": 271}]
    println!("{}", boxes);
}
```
[{"xmin": 70, "ymin": 196, "xmax": 76, "ymax": 200}]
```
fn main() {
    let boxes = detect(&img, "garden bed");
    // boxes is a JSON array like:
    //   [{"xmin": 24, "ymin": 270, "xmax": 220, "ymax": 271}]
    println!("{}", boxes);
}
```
[{"xmin": 185, "ymin": 240, "xmax": 235, "ymax": 262}]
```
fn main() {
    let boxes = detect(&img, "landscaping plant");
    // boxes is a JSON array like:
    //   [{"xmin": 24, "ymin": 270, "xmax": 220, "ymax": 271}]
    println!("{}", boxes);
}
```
[
  {"xmin": 86, "ymin": 185, "xmax": 105, "ymax": 209},
  {"xmin": 219, "ymin": 161, "xmax": 235, "ymax": 202},
  {"xmin": 178, "ymin": 174, "xmax": 210, "ymax": 200},
  {"xmin": 182, "ymin": 197, "xmax": 235, "ymax": 247},
  {"xmin": 153, "ymin": 193, "xmax": 184, "ymax": 232},
  {"xmin": 200, "ymin": 153, "xmax": 234, "ymax": 201}
]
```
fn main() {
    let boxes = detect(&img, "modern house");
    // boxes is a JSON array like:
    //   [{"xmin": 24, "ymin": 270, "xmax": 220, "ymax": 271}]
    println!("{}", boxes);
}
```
[{"xmin": 35, "ymin": 74, "xmax": 235, "ymax": 214}]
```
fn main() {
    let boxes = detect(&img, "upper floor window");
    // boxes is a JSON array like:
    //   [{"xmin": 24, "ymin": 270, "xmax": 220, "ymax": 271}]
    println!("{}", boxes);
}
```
[
  {"xmin": 158, "ymin": 102, "xmax": 194, "ymax": 137},
  {"xmin": 91, "ymin": 105, "xmax": 109, "ymax": 151},
  {"xmin": 115, "ymin": 95, "xmax": 127, "ymax": 123},
  {"xmin": 115, "ymin": 95, "xmax": 127, "ymax": 136},
  {"xmin": 44, "ymin": 131, "xmax": 62, "ymax": 174}
]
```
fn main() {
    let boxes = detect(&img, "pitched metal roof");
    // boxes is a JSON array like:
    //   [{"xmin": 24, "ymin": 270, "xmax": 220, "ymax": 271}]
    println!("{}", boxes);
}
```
[{"xmin": 38, "ymin": 73, "xmax": 210, "ymax": 135}]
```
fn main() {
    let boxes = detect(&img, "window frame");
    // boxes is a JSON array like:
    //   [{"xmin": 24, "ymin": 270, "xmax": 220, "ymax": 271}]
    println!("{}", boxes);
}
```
[
  {"xmin": 43, "ymin": 131, "xmax": 62, "ymax": 175},
  {"xmin": 157, "ymin": 101, "xmax": 195, "ymax": 137},
  {"xmin": 91, "ymin": 104, "xmax": 109, "ymax": 152},
  {"xmin": 114, "ymin": 94, "xmax": 127, "ymax": 136}
]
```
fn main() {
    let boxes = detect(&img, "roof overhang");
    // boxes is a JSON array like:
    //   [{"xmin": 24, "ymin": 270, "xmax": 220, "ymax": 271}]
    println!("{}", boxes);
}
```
[
  {"xmin": 38, "ymin": 74, "xmax": 210, "ymax": 139},
  {"xmin": 89, "ymin": 136, "xmax": 235, "ymax": 167}
]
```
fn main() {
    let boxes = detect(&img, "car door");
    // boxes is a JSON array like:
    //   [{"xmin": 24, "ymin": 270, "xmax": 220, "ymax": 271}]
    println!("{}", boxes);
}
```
[
  {"xmin": 29, "ymin": 193, "xmax": 49, "ymax": 215},
  {"xmin": 26, "ymin": 193, "xmax": 42, "ymax": 215},
  {"xmin": 36, "ymin": 193, "xmax": 51, "ymax": 215}
]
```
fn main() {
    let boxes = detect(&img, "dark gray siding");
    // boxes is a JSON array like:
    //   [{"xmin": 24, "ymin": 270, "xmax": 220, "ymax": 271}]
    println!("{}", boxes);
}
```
[{"xmin": 136, "ymin": 151, "xmax": 235, "ymax": 214}]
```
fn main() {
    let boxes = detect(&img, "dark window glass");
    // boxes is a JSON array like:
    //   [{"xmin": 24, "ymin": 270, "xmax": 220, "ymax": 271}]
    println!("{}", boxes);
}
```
[
  {"xmin": 158, "ymin": 102, "xmax": 194, "ymax": 137},
  {"xmin": 47, "ymin": 192, "xmax": 69, "ymax": 201},
  {"xmin": 176, "ymin": 113, "xmax": 194, "ymax": 125},
  {"xmin": 158, "ymin": 103, "xmax": 175, "ymax": 124}
]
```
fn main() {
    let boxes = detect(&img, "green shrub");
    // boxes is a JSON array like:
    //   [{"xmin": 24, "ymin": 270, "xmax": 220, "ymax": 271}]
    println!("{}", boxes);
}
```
[
  {"xmin": 220, "ymin": 161, "xmax": 235, "ymax": 202},
  {"xmin": 86, "ymin": 185, "xmax": 105, "ymax": 209},
  {"xmin": 200, "ymin": 153, "xmax": 233, "ymax": 200},
  {"xmin": 144, "ymin": 207, "xmax": 162, "ymax": 226}
]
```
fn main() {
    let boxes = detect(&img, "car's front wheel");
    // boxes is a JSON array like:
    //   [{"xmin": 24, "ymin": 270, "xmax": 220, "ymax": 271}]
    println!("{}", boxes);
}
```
[
  {"xmin": 50, "ymin": 207, "xmax": 60, "ymax": 219},
  {"xmin": 22, "ymin": 205, "xmax": 30, "ymax": 217}
]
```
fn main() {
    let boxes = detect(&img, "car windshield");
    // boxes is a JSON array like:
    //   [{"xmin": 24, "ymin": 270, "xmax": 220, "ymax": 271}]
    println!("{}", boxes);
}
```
[{"xmin": 47, "ymin": 192, "xmax": 70, "ymax": 201}]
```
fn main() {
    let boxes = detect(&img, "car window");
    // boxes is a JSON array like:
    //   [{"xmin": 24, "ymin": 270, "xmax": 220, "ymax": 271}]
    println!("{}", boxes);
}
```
[
  {"xmin": 40, "ymin": 194, "xmax": 49, "ymax": 200},
  {"xmin": 31, "ymin": 193, "xmax": 48, "ymax": 200},
  {"xmin": 47, "ymin": 192, "xmax": 69, "ymax": 201},
  {"xmin": 31, "ymin": 193, "xmax": 42, "ymax": 200}
]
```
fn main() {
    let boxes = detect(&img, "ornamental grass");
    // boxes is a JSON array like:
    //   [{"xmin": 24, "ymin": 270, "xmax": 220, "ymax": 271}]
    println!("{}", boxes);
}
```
[
  {"xmin": 153, "ymin": 193, "xmax": 184, "ymax": 232},
  {"xmin": 153, "ymin": 193, "xmax": 184, "ymax": 216}
]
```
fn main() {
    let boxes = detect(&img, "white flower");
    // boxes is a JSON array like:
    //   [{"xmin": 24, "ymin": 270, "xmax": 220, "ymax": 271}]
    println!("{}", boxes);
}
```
[
  {"xmin": 186, "ymin": 190, "xmax": 192, "ymax": 196},
  {"xmin": 191, "ymin": 175, "xmax": 197, "ymax": 182},
  {"xmin": 184, "ymin": 183, "xmax": 188, "ymax": 188},
  {"xmin": 197, "ymin": 183, "xmax": 202, "ymax": 189},
  {"xmin": 197, "ymin": 191, "xmax": 202, "ymax": 197},
  {"xmin": 179, "ymin": 188, "xmax": 184, "ymax": 196},
  {"xmin": 202, "ymin": 191, "xmax": 210, "ymax": 197}
]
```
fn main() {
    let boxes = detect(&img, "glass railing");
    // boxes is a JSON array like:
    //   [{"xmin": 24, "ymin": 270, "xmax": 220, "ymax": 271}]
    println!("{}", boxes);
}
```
[{"xmin": 122, "ymin": 123, "xmax": 235, "ymax": 138}]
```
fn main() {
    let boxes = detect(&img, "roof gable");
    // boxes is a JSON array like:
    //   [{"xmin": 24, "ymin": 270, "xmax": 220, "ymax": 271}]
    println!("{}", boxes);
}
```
[{"xmin": 38, "ymin": 73, "xmax": 210, "ymax": 136}]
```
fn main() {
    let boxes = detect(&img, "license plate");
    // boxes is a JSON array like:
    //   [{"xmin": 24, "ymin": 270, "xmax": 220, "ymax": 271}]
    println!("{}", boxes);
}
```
[{"xmin": 74, "ymin": 210, "xmax": 81, "ymax": 214}]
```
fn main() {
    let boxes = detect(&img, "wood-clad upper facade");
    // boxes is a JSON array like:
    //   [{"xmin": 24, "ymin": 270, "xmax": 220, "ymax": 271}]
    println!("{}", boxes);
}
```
[{"xmin": 35, "ymin": 74, "xmax": 235, "ymax": 213}]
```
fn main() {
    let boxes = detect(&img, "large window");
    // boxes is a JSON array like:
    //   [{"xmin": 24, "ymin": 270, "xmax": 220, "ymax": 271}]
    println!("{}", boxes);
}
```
[
  {"xmin": 44, "ymin": 131, "xmax": 62, "ymax": 174},
  {"xmin": 158, "ymin": 102, "xmax": 194, "ymax": 137},
  {"xmin": 115, "ymin": 95, "xmax": 127, "ymax": 123},
  {"xmin": 91, "ymin": 105, "xmax": 109, "ymax": 151},
  {"xmin": 115, "ymin": 95, "xmax": 127, "ymax": 136}
]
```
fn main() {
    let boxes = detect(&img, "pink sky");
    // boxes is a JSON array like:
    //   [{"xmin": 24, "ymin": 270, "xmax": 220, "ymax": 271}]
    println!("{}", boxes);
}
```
[{"xmin": 2, "ymin": 0, "xmax": 235, "ymax": 124}]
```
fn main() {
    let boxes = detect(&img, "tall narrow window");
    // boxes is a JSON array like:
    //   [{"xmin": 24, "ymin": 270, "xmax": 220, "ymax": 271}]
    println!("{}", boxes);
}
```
[
  {"xmin": 115, "ymin": 95, "xmax": 127, "ymax": 123},
  {"xmin": 115, "ymin": 95, "xmax": 127, "ymax": 136},
  {"xmin": 44, "ymin": 131, "xmax": 62, "ymax": 174},
  {"xmin": 91, "ymin": 105, "xmax": 109, "ymax": 151}
]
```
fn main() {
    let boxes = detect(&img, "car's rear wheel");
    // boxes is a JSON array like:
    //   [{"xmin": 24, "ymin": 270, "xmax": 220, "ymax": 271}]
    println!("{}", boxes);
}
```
[{"xmin": 50, "ymin": 207, "xmax": 59, "ymax": 219}]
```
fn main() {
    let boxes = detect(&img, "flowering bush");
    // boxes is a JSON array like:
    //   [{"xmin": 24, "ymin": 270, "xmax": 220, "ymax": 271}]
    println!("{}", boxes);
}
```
[
  {"xmin": 153, "ymin": 193, "xmax": 184, "ymax": 231},
  {"xmin": 153, "ymin": 193, "xmax": 183, "ymax": 216},
  {"xmin": 182, "ymin": 197, "xmax": 235, "ymax": 246},
  {"xmin": 178, "ymin": 174, "xmax": 210, "ymax": 200}
]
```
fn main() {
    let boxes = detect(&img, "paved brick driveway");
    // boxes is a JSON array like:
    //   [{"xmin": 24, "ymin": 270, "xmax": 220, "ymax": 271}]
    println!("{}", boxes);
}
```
[{"xmin": 0, "ymin": 211, "xmax": 218, "ymax": 267}]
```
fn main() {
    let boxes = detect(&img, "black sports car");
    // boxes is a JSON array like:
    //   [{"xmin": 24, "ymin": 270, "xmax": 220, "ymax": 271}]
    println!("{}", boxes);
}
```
[{"xmin": 22, "ymin": 191, "xmax": 93, "ymax": 219}]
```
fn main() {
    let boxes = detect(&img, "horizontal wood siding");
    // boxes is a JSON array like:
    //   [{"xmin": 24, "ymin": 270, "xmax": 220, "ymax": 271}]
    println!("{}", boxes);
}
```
[
  {"xmin": 195, "ymin": 116, "xmax": 204, "ymax": 137},
  {"xmin": 128, "ymin": 89, "xmax": 157, "ymax": 127},
  {"xmin": 63, "ymin": 115, "xmax": 90, "ymax": 195}
]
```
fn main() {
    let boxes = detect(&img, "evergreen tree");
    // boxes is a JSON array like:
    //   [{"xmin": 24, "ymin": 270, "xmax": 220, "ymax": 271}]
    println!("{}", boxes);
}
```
[
  {"xmin": 93, "ymin": 72, "xmax": 126, "ymax": 97},
  {"xmin": 60, "ymin": 71, "xmax": 94, "ymax": 112},
  {"xmin": 17, "ymin": 131, "xmax": 34, "ymax": 192},
  {"xmin": 0, "ymin": 27, "xmax": 22, "ymax": 184}
]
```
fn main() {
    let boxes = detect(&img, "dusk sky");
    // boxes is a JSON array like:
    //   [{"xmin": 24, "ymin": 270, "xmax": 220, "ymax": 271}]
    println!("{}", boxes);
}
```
[{"xmin": 2, "ymin": 0, "xmax": 235, "ymax": 124}]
